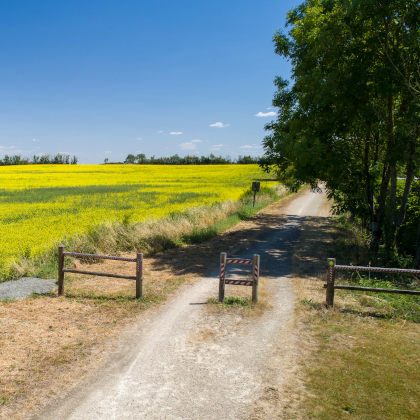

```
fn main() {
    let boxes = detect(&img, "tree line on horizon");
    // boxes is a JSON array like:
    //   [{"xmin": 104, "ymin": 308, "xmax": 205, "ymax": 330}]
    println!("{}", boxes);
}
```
[
  {"xmin": 0, "ymin": 154, "xmax": 78, "ymax": 166},
  {"xmin": 263, "ymin": 0, "xmax": 419, "ymax": 267},
  {"xmin": 119, "ymin": 153, "xmax": 260, "ymax": 165}
]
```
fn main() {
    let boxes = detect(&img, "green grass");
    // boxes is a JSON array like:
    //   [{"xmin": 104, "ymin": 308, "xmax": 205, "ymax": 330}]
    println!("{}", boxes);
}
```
[
  {"xmin": 302, "ymin": 308, "xmax": 420, "ymax": 419},
  {"xmin": 207, "ymin": 296, "xmax": 251, "ymax": 307},
  {"xmin": 8, "ymin": 186, "xmax": 286, "ymax": 282},
  {"xmin": 295, "ymin": 213, "xmax": 420, "ymax": 419},
  {"xmin": 180, "ymin": 187, "xmax": 280, "ymax": 244},
  {"xmin": 332, "ymin": 272, "xmax": 420, "ymax": 322},
  {"xmin": 0, "ymin": 164, "xmax": 266, "ymax": 280}
]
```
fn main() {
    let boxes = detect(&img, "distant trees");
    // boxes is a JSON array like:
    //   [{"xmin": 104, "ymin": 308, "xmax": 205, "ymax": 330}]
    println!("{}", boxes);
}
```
[
  {"xmin": 262, "ymin": 0, "xmax": 419, "ymax": 265},
  {"xmin": 122, "ymin": 153, "xmax": 260, "ymax": 165},
  {"xmin": 0, "ymin": 154, "xmax": 78, "ymax": 166}
]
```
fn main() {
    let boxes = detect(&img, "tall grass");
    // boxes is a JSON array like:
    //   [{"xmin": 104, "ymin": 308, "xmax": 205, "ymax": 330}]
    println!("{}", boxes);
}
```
[
  {"xmin": 0, "ymin": 164, "xmax": 265, "ymax": 279},
  {"xmin": 10, "ymin": 186, "xmax": 285, "ymax": 280}
]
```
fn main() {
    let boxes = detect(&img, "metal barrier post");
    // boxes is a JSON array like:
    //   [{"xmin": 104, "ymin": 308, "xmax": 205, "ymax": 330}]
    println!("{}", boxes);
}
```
[
  {"xmin": 326, "ymin": 258, "xmax": 336, "ymax": 307},
  {"xmin": 219, "ymin": 252, "xmax": 227, "ymax": 302},
  {"xmin": 252, "ymin": 254, "xmax": 260, "ymax": 303}
]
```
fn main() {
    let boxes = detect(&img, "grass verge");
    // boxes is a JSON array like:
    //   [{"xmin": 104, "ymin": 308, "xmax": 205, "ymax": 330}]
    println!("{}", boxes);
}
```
[
  {"xmin": 301, "ymin": 300, "xmax": 419, "ymax": 419},
  {"xmin": 291, "ymin": 214, "xmax": 420, "ymax": 419},
  {"xmin": 0, "ymin": 185, "xmax": 288, "ymax": 418},
  {"xmin": 6, "ymin": 186, "xmax": 285, "ymax": 281}
]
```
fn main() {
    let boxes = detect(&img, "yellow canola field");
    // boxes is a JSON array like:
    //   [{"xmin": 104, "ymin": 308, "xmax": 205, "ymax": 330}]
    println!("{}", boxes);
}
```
[{"xmin": 0, "ymin": 164, "xmax": 263, "ymax": 275}]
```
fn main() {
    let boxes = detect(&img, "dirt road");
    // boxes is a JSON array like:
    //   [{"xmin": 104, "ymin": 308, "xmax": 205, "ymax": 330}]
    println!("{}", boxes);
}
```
[{"xmin": 40, "ymin": 189, "xmax": 329, "ymax": 420}]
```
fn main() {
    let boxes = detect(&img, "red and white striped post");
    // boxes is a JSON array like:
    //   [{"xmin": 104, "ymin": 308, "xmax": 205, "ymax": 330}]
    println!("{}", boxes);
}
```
[
  {"xmin": 219, "ymin": 252, "xmax": 227, "ymax": 302},
  {"xmin": 252, "ymin": 254, "xmax": 260, "ymax": 303}
]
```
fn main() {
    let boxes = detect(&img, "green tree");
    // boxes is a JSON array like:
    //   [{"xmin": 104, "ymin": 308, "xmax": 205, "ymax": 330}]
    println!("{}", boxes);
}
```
[
  {"xmin": 262, "ymin": 0, "xmax": 419, "ymax": 264},
  {"xmin": 124, "ymin": 154, "xmax": 136, "ymax": 164}
]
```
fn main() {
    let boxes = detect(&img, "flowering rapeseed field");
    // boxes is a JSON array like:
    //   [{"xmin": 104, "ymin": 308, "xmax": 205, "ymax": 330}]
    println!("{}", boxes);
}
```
[{"xmin": 0, "ymin": 164, "xmax": 263, "ymax": 278}]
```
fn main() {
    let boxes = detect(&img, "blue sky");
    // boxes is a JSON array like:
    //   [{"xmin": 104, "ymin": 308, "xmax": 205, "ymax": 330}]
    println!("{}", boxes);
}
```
[{"xmin": 0, "ymin": 1, "xmax": 300, "ymax": 163}]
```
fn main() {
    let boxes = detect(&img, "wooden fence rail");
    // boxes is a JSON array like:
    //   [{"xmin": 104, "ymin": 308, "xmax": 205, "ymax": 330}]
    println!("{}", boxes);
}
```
[
  {"xmin": 325, "ymin": 258, "xmax": 420, "ymax": 307},
  {"xmin": 58, "ymin": 245, "xmax": 143, "ymax": 298}
]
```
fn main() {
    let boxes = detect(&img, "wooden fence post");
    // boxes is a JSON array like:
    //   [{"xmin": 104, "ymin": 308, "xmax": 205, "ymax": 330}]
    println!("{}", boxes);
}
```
[
  {"xmin": 326, "ymin": 258, "xmax": 336, "ymax": 307},
  {"xmin": 136, "ymin": 252, "xmax": 143, "ymax": 299},
  {"xmin": 252, "ymin": 254, "xmax": 260, "ymax": 303},
  {"xmin": 58, "ymin": 245, "xmax": 65, "ymax": 296},
  {"xmin": 219, "ymin": 252, "xmax": 227, "ymax": 302}
]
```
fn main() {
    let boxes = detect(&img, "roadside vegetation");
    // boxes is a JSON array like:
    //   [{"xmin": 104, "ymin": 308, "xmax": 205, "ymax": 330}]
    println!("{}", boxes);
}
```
[
  {"xmin": 262, "ymin": 0, "xmax": 419, "ymax": 268},
  {"xmin": 0, "ymin": 164, "xmax": 266, "ymax": 280},
  {"xmin": 261, "ymin": 6, "xmax": 420, "ymax": 412},
  {"xmin": 292, "ymin": 214, "xmax": 419, "ymax": 419},
  {"xmin": 0, "ymin": 183, "xmax": 287, "ymax": 418},
  {"xmin": 301, "ymin": 304, "xmax": 419, "ymax": 419},
  {"xmin": 14, "ymin": 185, "xmax": 284, "ymax": 281}
]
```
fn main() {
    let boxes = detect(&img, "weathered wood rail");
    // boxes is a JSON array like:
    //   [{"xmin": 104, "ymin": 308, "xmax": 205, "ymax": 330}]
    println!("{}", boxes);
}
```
[
  {"xmin": 325, "ymin": 258, "xmax": 420, "ymax": 307},
  {"xmin": 219, "ymin": 252, "xmax": 260, "ymax": 303},
  {"xmin": 58, "ymin": 245, "xmax": 143, "ymax": 298}
]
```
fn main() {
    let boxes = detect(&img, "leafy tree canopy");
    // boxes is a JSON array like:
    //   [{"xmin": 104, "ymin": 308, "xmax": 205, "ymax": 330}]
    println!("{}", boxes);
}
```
[{"xmin": 262, "ymin": 0, "xmax": 419, "ymax": 264}]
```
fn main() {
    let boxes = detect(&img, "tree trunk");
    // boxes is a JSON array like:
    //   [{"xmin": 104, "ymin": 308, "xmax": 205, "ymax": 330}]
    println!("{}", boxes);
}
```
[
  {"xmin": 382, "ymin": 93, "xmax": 397, "ymax": 261},
  {"xmin": 370, "ymin": 163, "xmax": 390, "ymax": 256},
  {"xmin": 384, "ymin": 164, "xmax": 397, "ymax": 259},
  {"xmin": 364, "ymin": 132, "xmax": 375, "ymax": 228},
  {"xmin": 396, "ymin": 126, "xmax": 418, "ymax": 234},
  {"xmin": 415, "ymin": 222, "xmax": 420, "ymax": 269}
]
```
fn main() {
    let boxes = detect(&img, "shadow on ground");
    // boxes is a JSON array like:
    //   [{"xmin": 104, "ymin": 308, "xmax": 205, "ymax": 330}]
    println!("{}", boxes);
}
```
[{"xmin": 149, "ymin": 213, "xmax": 339, "ymax": 280}]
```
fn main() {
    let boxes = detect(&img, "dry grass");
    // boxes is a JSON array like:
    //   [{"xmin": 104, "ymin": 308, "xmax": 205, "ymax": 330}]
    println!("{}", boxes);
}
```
[
  {"xmin": 296, "ymin": 277, "xmax": 419, "ymax": 419},
  {"xmin": 12, "ymin": 187, "xmax": 286, "ymax": 281},
  {"xmin": 0, "ymin": 192, "xmax": 293, "ymax": 418},
  {"xmin": 0, "ymin": 255, "xmax": 193, "ymax": 419},
  {"xmin": 0, "ymin": 297, "xmax": 133, "ymax": 416},
  {"xmin": 290, "ymin": 216, "xmax": 420, "ymax": 420}
]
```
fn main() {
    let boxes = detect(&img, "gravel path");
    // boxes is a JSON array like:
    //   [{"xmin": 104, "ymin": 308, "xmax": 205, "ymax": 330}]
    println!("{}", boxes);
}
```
[
  {"xmin": 40, "ymin": 190, "xmax": 329, "ymax": 420},
  {"xmin": 0, "ymin": 277, "xmax": 56, "ymax": 300}
]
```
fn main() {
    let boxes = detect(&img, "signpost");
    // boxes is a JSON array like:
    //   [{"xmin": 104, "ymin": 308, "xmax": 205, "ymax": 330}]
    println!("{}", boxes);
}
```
[{"xmin": 251, "ymin": 181, "xmax": 260, "ymax": 207}]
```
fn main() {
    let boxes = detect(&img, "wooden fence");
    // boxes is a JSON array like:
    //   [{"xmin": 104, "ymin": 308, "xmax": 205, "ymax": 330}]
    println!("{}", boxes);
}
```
[
  {"xmin": 325, "ymin": 258, "xmax": 420, "ymax": 307},
  {"xmin": 219, "ymin": 252, "xmax": 260, "ymax": 303},
  {"xmin": 58, "ymin": 245, "xmax": 143, "ymax": 298}
]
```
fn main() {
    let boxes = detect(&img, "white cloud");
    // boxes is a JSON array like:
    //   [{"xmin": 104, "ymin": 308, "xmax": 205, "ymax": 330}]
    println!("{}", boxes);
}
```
[
  {"xmin": 240, "ymin": 144, "xmax": 261, "ymax": 150},
  {"xmin": 169, "ymin": 131, "xmax": 183, "ymax": 135},
  {"xmin": 136, "ymin": 137, "xmax": 143, "ymax": 141},
  {"xmin": 157, "ymin": 130, "xmax": 164, "ymax": 134},
  {"xmin": 180, "ymin": 142, "xmax": 198, "ymax": 151},
  {"xmin": 32, "ymin": 138, "xmax": 40, "ymax": 143},
  {"xmin": 255, "ymin": 111, "xmax": 276, "ymax": 118},
  {"xmin": 191, "ymin": 139, "xmax": 201, "ymax": 143},
  {"xmin": 103, "ymin": 150, "xmax": 112, "ymax": 155},
  {"xmin": 0, "ymin": 145, "xmax": 18, "ymax": 152},
  {"xmin": 211, "ymin": 144, "xmax": 224, "ymax": 150},
  {"xmin": 0, "ymin": 145, "xmax": 26, "ymax": 154},
  {"xmin": 209, "ymin": 121, "xmax": 229, "ymax": 128}
]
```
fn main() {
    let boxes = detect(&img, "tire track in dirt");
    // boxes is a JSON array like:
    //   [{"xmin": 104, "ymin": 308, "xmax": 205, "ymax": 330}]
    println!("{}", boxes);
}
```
[{"xmin": 39, "ymin": 189, "xmax": 330, "ymax": 420}]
